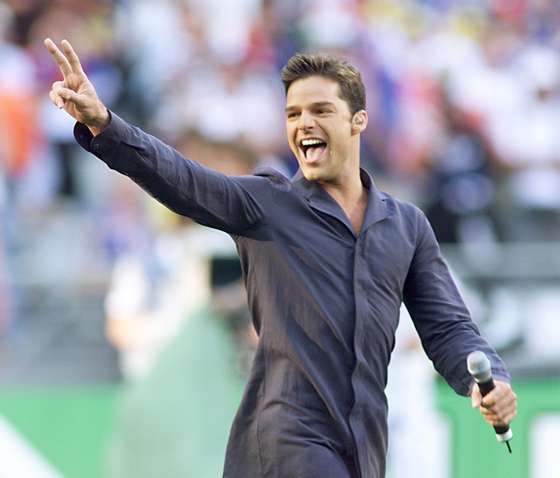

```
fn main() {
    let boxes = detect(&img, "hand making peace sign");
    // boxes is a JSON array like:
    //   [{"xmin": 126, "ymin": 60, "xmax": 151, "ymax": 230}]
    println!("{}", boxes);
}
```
[{"xmin": 44, "ymin": 38, "xmax": 110, "ymax": 136}]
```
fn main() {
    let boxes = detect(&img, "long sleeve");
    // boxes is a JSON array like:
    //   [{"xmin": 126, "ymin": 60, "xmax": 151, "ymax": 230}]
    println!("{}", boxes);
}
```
[
  {"xmin": 403, "ymin": 210, "xmax": 510, "ymax": 396},
  {"xmin": 74, "ymin": 112, "xmax": 265, "ymax": 235}
]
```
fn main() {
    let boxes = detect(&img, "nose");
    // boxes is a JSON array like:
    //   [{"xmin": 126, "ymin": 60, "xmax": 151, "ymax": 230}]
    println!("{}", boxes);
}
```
[{"xmin": 297, "ymin": 111, "xmax": 315, "ymax": 131}]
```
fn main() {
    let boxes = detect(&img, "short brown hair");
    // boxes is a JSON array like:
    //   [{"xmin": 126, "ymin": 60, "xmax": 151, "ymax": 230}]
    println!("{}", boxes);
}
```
[{"xmin": 280, "ymin": 53, "xmax": 366, "ymax": 115}]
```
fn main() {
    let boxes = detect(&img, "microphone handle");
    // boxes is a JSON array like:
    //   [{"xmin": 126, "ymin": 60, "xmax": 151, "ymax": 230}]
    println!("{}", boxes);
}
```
[{"xmin": 477, "ymin": 378, "xmax": 511, "ymax": 436}]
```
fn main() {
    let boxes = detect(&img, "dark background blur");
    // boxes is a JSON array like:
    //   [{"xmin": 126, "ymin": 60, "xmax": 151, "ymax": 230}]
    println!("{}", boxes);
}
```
[{"xmin": 0, "ymin": 1, "xmax": 559, "ymax": 477}]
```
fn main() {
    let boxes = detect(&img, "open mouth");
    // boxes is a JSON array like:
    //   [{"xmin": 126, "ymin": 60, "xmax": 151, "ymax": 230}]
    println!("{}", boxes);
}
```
[{"xmin": 299, "ymin": 137, "xmax": 328, "ymax": 164}]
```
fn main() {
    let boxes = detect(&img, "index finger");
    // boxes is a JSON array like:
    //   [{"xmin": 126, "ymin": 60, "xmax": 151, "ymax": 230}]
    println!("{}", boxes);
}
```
[
  {"xmin": 482, "ymin": 386, "xmax": 512, "ymax": 408},
  {"xmin": 44, "ymin": 38, "xmax": 72, "ymax": 79},
  {"xmin": 61, "ymin": 39, "xmax": 85, "ymax": 76},
  {"xmin": 470, "ymin": 383, "xmax": 482, "ymax": 408}
]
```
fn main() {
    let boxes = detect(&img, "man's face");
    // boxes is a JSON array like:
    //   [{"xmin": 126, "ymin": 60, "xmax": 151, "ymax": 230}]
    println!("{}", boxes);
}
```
[{"xmin": 285, "ymin": 75, "xmax": 359, "ymax": 183}]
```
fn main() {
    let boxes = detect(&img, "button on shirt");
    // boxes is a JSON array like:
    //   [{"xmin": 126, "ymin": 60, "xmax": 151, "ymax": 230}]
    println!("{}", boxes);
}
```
[{"xmin": 75, "ymin": 113, "xmax": 510, "ymax": 478}]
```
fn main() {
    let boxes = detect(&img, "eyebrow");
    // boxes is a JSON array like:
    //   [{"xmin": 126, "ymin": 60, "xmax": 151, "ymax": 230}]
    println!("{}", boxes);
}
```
[{"xmin": 285, "ymin": 101, "xmax": 336, "ymax": 113}]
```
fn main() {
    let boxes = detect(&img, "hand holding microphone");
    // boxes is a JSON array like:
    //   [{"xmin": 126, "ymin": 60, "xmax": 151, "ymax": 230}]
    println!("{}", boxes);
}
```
[{"xmin": 467, "ymin": 351, "xmax": 517, "ymax": 453}]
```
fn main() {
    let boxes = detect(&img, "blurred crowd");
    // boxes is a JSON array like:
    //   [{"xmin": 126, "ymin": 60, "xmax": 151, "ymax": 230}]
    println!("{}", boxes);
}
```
[
  {"xmin": 2, "ymin": 0, "xmax": 560, "ymax": 235},
  {"xmin": 1, "ymin": 0, "xmax": 560, "ymax": 476},
  {"xmin": 3, "ymin": 0, "xmax": 559, "ymax": 339},
  {"xmin": 3, "ymin": 0, "xmax": 560, "ymax": 417}
]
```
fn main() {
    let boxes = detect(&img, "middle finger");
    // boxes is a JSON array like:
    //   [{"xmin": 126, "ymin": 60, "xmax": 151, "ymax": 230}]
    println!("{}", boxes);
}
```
[
  {"xmin": 61, "ymin": 40, "xmax": 85, "ymax": 75},
  {"xmin": 44, "ymin": 38, "xmax": 72, "ymax": 78}
]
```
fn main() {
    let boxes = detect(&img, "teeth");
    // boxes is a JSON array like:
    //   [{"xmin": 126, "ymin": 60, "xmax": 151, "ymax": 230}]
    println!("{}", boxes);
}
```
[{"xmin": 301, "ymin": 138, "xmax": 325, "ymax": 147}]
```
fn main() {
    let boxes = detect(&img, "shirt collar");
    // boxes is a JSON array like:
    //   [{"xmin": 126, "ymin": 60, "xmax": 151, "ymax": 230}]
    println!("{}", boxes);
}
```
[{"xmin": 291, "ymin": 168, "xmax": 389, "ymax": 236}]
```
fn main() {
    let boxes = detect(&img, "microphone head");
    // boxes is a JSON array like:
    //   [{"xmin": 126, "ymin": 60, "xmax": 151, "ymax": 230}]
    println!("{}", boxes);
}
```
[{"xmin": 467, "ymin": 351, "xmax": 492, "ymax": 382}]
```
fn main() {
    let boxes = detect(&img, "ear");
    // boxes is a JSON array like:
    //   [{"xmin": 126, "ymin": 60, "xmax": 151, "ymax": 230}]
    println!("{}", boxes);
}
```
[{"xmin": 351, "ymin": 110, "xmax": 368, "ymax": 134}]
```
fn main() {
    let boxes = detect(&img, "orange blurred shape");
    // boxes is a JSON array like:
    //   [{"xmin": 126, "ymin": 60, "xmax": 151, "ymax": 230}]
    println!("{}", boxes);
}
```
[{"xmin": 0, "ymin": 93, "xmax": 38, "ymax": 177}]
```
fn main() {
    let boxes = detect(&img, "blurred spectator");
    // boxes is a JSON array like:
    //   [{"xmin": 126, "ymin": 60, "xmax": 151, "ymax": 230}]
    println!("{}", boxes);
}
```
[
  {"xmin": 424, "ymin": 93, "xmax": 500, "ymax": 244},
  {"xmin": 105, "ymin": 290, "xmax": 246, "ymax": 478},
  {"xmin": 495, "ymin": 44, "xmax": 560, "ymax": 240},
  {"xmin": 386, "ymin": 306, "xmax": 449, "ymax": 478},
  {"xmin": 0, "ymin": 2, "xmax": 42, "ymax": 208},
  {"xmin": 98, "ymin": 174, "xmax": 153, "ymax": 263},
  {"xmin": 104, "ymin": 134, "xmax": 258, "ymax": 477},
  {"xmin": 29, "ymin": 1, "xmax": 123, "ymax": 200},
  {"xmin": 160, "ymin": 62, "xmax": 284, "ymax": 155},
  {"xmin": 104, "ymin": 133, "xmax": 258, "ymax": 381}
]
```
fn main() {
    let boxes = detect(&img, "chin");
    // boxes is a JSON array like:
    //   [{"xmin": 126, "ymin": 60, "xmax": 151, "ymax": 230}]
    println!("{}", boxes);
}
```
[
  {"xmin": 301, "ymin": 168, "xmax": 323, "ymax": 182},
  {"xmin": 302, "ymin": 164, "xmax": 338, "ymax": 183}
]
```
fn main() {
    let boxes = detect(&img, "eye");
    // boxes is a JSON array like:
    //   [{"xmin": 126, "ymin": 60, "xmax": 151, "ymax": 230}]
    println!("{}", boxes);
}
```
[{"xmin": 287, "ymin": 111, "xmax": 299, "ymax": 120}]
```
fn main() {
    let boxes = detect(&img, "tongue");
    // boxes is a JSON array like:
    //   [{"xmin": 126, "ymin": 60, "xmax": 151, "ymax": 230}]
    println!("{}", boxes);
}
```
[{"xmin": 306, "ymin": 145, "xmax": 326, "ymax": 163}]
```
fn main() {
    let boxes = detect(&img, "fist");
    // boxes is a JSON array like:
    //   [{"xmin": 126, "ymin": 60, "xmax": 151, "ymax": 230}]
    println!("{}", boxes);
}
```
[{"xmin": 471, "ymin": 380, "xmax": 517, "ymax": 427}]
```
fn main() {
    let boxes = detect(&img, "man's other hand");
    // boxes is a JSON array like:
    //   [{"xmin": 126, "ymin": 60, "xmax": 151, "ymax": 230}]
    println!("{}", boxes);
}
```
[
  {"xmin": 44, "ymin": 38, "xmax": 110, "ymax": 136},
  {"xmin": 471, "ymin": 380, "xmax": 517, "ymax": 428}
]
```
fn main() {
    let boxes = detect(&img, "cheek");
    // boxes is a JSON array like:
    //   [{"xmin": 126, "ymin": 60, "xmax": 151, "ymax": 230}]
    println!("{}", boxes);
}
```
[
  {"xmin": 331, "ymin": 129, "xmax": 350, "ymax": 150},
  {"xmin": 286, "ymin": 125, "xmax": 296, "ymax": 145}
]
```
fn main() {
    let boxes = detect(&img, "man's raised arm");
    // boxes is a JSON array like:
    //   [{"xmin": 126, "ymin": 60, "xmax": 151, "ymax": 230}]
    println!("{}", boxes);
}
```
[{"xmin": 43, "ymin": 38, "xmax": 267, "ymax": 235}]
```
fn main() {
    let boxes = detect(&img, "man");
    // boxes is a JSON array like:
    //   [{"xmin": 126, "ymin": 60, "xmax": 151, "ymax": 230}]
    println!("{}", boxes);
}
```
[{"xmin": 45, "ymin": 38, "xmax": 517, "ymax": 478}]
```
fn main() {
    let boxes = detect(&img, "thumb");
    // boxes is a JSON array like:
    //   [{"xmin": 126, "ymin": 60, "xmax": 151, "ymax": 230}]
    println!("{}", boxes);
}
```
[
  {"xmin": 471, "ymin": 383, "xmax": 482, "ymax": 408},
  {"xmin": 58, "ymin": 87, "xmax": 88, "ymax": 108}
]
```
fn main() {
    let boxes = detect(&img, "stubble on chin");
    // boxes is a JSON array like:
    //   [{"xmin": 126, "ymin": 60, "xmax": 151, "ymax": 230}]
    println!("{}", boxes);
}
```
[
  {"xmin": 301, "ymin": 167, "xmax": 322, "ymax": 182},
  {"xmin": 304, "ymin": 163, "xmax": 338, "ymax": 183}
]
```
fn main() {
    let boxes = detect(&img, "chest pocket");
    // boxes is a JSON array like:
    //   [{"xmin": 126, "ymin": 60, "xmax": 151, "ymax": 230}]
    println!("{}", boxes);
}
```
[{"xmin": 361, "ymin": 220, "xmax": 416, "ymax": 302}]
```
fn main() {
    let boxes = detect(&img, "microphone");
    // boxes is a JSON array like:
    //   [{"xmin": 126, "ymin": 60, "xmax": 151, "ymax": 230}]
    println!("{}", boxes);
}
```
[{"xmin": 467, "ymin": 351, "xmax": 513, "ymax": 453}]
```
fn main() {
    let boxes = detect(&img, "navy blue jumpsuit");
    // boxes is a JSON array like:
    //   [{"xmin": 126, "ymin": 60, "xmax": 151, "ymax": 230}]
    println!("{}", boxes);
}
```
[{"xmin": 75, "ymin": 113, "xmax": 510, "ymax": 478}]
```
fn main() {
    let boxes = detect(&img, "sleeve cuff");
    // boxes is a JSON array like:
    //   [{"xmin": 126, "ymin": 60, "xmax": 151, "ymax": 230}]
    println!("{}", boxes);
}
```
[
  {"xmin": 73, "ymin": 120, "xmax": 96, "ymax": 152},
  {"xmin": 73, "ymin": 110, "xmax": 135, "ymax": 163}
]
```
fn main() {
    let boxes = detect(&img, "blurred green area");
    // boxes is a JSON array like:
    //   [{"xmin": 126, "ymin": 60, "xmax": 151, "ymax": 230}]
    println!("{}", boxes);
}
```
[
  {"xmin": 0, "ymin": 385, "xmax": 118, "ymax": 478},
  {"xmin": 437, "ymin": 377, "xmax": 560, "ymax": 478},
  {"xmin": 1, "ymin": 376, "xmax": 558, "ymax": 477},
  {"xmin": 0, "ymin": 307, "xmax": 243, "ymax": 478}
]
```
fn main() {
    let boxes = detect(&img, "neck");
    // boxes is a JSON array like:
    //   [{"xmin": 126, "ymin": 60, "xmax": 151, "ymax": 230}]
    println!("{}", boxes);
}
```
[
  {"xmin": 317, "ymin": 141, "xmax": 367, "ymax": 233},
  {"xmin": 321, "ymin": 165, "xmax": 368, "ymax": 235},
  {"xmin": 320, "ymin": 145, "xmax": 363, "ymax": 206},
  {"xmin": 321, "ymin": 169, "xmax": 363, "ymax": 207}
]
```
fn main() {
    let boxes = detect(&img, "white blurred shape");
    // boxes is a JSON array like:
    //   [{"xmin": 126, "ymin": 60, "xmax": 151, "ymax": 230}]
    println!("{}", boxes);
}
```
[
  {"xmin": 517, "ymin": 45, "xmax": 560, "ymax": 93},
  {"xmin": 299, "ymin": 0, "xmax": 359, "ymax": 49},
  {"xmin": 0, "ymin": 417, "xmax": 62, "ymax": 478},
  {"xmin": 0, "ymin": 43, "xmax": 36, "ymax": 93},
  {"xmin": 524, "ymin": 289, "xmax": 560, "ymax": 359},
  {"xmin": 386, "ymin": 306, "xmax": 450, "ymax": 478},
  {"xmin": 531, "ymin": 415, "xmax": 560, "ymax": 478},
  {"xmin": 189, "ymin": 0, "xmax": 260, "ymax": 63}
]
